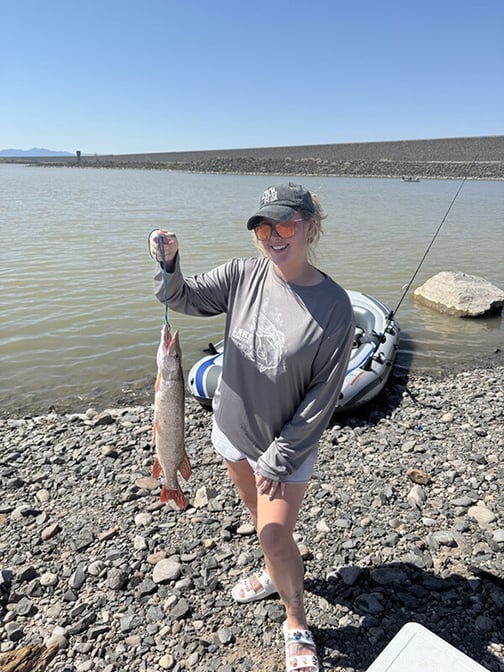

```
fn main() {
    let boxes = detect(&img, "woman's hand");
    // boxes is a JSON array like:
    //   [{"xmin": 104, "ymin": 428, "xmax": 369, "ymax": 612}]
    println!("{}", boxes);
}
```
[
  {"xmin": 149, "ymin": 229, "xmax": 179, "ymax": 263},
  {"xmin": 255, "ymin": 473, "xmax": 286, "ymax": 500}
]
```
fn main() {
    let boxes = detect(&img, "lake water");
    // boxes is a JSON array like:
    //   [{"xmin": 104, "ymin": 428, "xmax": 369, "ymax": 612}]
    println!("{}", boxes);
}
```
[{"xmin": 1, "ymin": 164, "xmax": 503, "ymax": 415}]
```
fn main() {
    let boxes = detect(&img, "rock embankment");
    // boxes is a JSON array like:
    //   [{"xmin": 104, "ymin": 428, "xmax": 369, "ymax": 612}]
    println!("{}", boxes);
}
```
[
  {"xmin": 1, "ymin": 365, "xmax": 503, "ymax": 672},
  {"xmin": 4, "ymin": 136, "xmax": 504, "ymax": 180},
  {"xmin": 85, "ymin": 156, "xmax": 503, "ymax": 180}
]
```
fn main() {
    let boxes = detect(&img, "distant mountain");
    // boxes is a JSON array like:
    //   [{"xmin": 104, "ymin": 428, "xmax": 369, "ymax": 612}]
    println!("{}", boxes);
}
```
[{"xmin": 0, "ymin": 147, "xmax": 73, "ymax": 157}]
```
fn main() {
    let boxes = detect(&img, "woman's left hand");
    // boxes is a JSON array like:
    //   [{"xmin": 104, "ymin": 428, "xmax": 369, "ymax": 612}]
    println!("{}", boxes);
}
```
[{"xmin": 255, "ymin": 474, "xmax": 286, "ymax": 500}]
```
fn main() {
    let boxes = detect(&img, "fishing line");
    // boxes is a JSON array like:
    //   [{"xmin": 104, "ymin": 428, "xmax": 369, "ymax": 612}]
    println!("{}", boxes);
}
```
[
  {"xmin": 152, "ymin": 232, "xmax": 171, "ymax": 329},
  {"xmin": 393, "ymin": 157, "xmax": 478, "ymax": 317},
  {"xmin": 365, "ymin": 158, "xmax": 478, "ymax": 368},
  {"xmin": 157, "ymin": 234, "xmax": 171, "ymax": 328}
]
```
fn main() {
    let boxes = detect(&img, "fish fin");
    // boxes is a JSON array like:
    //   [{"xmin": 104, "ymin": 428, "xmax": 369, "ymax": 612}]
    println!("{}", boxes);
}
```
[
  {"xmin": 160, "ymin": 485, "xmax": 188, "ymax": 510},
  {"xmin": 154, "ymin": 370, "xmax": 161, "ymax": 393},
  {"xmin": 152, "ymin": 456, "xmax": 162, "ymax": 479},
  {"xmin": 178, "ymin": 453, "xmax": 192, "ymax": 482}
]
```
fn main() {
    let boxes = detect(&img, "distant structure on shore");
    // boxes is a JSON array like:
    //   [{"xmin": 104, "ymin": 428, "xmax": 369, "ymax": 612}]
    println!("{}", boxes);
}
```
[{"xmin": 2, "ymin": 136, "xmax": 503, "ymax": 180}]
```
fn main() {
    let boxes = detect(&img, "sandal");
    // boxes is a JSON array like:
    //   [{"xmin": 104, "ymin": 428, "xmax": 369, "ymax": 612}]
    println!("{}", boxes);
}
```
[
  {"xmin": 283, "ymin": 620, "xmax": 319, "ymax": 672},
  {"xmin": 231, "ymin": 569, "xmax": 277, "ymax": 603}
]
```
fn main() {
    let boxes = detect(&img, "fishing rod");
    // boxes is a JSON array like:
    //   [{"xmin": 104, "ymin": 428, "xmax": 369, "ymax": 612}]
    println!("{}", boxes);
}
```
[
  {"xmin": 393, "ymin": 163, "xmax": 476, "ymax": 317},
  {"xmin": 364, "ymin": 158, "xmax": 478, "ymax": 369}
]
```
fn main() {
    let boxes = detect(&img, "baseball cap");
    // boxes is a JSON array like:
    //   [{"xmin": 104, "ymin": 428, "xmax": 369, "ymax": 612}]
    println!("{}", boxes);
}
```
[{"xmin": 246, "ymin": 182, "xmax": 315, "ymax": 230}]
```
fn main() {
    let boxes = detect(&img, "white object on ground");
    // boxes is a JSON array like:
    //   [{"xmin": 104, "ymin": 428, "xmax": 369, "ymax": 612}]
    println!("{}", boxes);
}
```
[{"xmin": 365, "ymin": 622, "xmax": 489, "ymax": 672}]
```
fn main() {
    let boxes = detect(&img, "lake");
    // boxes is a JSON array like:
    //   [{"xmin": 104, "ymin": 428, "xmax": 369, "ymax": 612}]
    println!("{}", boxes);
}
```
[{"xmin": 1, "ymin": 164, "xmax": 503, "ymax": 415}]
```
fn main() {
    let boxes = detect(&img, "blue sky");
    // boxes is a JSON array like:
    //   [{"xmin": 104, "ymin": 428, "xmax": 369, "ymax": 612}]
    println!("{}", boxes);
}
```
[{"xmin": 2, "ymin": 0, "xmax": 503, "ymax": 154}]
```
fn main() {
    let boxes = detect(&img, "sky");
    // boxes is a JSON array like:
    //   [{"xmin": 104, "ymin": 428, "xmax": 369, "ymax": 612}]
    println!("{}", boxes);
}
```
[{"xmin": 1, "ymin": 0, "xmax": 503, "ymax": 155}]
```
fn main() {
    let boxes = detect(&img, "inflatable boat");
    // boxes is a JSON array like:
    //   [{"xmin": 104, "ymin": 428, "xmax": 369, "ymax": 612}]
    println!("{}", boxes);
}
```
[{"xmin": 187, "ymin": 290, "xmax": 400, "ymax": 413}]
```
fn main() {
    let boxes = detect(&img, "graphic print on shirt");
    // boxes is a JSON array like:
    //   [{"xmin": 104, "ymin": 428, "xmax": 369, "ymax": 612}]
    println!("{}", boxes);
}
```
[{"xmin": 231, "ymin": 299, "xmax": 286, "ymax": 377}]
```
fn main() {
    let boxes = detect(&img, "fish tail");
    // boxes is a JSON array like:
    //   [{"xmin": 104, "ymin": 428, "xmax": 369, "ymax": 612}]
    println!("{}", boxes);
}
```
[
  {"xmin": 179, "ymin": 453, "xmax": 192, "ymax": 481},
  {"xmin": 160, "ymin": 484, "xmax": 188, "ymax": 510},
  {"xmin": 152, "ymin": 456, "xmax": 162, "ymax": 479}
]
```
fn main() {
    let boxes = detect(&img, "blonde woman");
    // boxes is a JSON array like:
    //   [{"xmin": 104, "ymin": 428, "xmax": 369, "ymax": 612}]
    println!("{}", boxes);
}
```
[{"xmin": 150, "ymin": 183, "xmax": 355, "ymax": 672}]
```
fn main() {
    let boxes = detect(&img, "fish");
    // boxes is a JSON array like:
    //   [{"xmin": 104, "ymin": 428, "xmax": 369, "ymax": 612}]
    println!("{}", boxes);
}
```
[{"xmin": 152, "ymin": 325, "xmax": 191, "ymax": 509}]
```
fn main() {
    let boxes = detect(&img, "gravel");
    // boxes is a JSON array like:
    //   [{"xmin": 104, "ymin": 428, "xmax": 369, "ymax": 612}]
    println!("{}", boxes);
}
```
[{"xmin": 1, "ymin": 364, "xmax": 503, "ymax": 672}]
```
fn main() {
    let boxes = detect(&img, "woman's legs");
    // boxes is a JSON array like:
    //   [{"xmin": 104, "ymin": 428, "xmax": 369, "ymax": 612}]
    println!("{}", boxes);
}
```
[
  {"xmin": 225, "ymin": 460, "xmax": 318, "ymax": 672},
  {"xmin": 225, "ymin": 459, "xmax": 308, "ymax": 628},
  {"xmin": 226, "ymin": 459, "xmax": 317, "ymax": 669},
  {"xmin": 257, "ymin": 483, "xmax": 308, "ymax": 630},
  {"xmin": 225, "ymin": 459, "xmax": 259, "ymax": 527},
  {"xmin": 225, "ymin": 459, "xmax": 265, "ymax": 595}
]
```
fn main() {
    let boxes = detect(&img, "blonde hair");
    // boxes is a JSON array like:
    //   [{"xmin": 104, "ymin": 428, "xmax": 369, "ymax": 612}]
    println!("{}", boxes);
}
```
[
  {"xmin": 301, "ymin": 191, "xmax": 325, "ymax": 247},
  {"xmin": 301, "ymin": 191, "xmax": 327, "ymax": 263}
]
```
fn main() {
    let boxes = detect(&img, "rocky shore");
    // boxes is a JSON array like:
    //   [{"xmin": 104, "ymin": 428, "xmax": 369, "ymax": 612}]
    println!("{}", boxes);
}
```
[
  {"xmin": 64, "ymin": 156, "xmax": 504, "ymax": 181},
  {"xmin": 1, "ymin": 363, "xmax": 503, "ymax": 672},
  {"xmin": 3, "ymin": 136, "xmax": 504, "ymax": 180}
]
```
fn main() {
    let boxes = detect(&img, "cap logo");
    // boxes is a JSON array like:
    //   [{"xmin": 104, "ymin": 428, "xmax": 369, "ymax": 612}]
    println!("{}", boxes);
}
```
[{"xmin": 261, "ymin": 187, "xmax": 278, "ymax": 206}]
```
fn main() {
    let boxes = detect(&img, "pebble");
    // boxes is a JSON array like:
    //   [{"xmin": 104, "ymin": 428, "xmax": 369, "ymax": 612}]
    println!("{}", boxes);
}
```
[
  {"xmin": 152, "ymin": 559, "xmax": 182, "ymax": 584},
  {"xmin": 159, "ymin": 654, "xmax": 175, "ymax": 669},
  {"xmin": 468, "ymin": 502, "xmax": 498, "ymax": 529},
  {"xmin": 407, "ymin": 484, "xmax": 426, "ymax": 509},
  {"xmin": 0, "ymin": 364, "xmax": 503, "ymax": 671},
  {"xmin": 335, "ymin": 566, "xmax": 363, "ymax": 586},
  {"xmin": 40, "ymin": 572, "xmax": 59, "ymax": 587},
  {"xmin": 46, "ymin": 632, "xmax": 69, "ymax": 649}
]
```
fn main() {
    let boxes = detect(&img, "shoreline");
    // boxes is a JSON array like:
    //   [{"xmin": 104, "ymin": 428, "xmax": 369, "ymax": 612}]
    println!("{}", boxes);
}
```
[
  {"xmin": 1, "ymin": 351, "xmax": 503, "ymax": 421},
  {"xmin": 10, "ymin": 158, "xmax": 504, "ymax": 181},
  {"xmin": 5, "ymin": 159, "xmax": 503, "ymax": 182},
  {"xmin": 2, "ymin": 135, "xmax": 503, "ymax": 180}
]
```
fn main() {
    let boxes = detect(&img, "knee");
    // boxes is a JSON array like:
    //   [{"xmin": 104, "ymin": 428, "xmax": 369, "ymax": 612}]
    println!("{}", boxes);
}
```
[{"xmin": 258, "ymin": 523, "xmax": 292, "ymax": 559}]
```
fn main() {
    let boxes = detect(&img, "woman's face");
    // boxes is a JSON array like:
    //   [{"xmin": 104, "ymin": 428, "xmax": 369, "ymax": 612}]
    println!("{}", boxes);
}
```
[{"xmin": 254, "ymin": 216, "xmax": 314, "ymax": 271}]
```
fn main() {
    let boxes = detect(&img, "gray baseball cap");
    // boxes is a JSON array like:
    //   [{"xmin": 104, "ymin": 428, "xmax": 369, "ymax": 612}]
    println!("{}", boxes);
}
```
[{"xmin": 246, "ymin": 182, "xmax": 315, "ymax": 229}]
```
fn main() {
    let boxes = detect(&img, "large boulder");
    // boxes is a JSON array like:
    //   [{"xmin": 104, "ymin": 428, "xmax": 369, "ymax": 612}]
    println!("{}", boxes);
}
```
[{"xmin": 413, "ymin": 272, "xmax": 504, "ymax": 317}]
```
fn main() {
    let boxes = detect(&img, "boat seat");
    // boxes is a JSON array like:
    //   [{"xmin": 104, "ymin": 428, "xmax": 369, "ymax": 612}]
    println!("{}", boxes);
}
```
[{"xmin": 352, "ymin": 305, "xmax": 379, "ymax": 349}]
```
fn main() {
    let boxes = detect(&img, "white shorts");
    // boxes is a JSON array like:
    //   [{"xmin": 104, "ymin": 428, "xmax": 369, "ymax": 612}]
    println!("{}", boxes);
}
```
[{"xmin": 211, "ymin": 420, "xmax": 318, "ymax": 484}]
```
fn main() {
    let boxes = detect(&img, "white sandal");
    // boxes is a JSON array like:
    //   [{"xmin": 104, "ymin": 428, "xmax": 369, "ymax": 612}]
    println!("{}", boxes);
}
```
[
  {"xmin": 283, "ymin": 620, "xmax": 319, "ymax": 672},
  {"xmin": 231, "ymin": 569, "xmax": 277, "ymax": 603}
]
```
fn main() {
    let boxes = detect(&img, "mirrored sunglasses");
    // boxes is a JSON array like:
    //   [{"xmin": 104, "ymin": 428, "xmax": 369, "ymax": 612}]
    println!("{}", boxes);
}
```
[{"xmin": 253, "ymin": 218, "xmax": 302, "ymax": 241}]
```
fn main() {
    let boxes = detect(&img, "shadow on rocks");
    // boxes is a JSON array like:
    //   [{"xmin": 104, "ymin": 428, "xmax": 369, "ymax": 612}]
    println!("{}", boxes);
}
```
[
  {"xmin": 304, "ymin": 562, "xmax": 504, "ymax": 671},
  {"xmin": 0, "ymin": 569, "xmax": 14, "ymax": 619}
]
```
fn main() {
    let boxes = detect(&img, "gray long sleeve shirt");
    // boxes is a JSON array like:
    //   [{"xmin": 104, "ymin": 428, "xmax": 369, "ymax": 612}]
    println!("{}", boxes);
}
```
[{"xmin": 154, "ymin": 256, "xmax": 355, "ymax": 481}]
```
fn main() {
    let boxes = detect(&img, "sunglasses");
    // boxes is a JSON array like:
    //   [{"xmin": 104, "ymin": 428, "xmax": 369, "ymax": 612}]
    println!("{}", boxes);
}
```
[{"xmin": 253, "ymin": 218, "xmax": 303, "ymax": 241}]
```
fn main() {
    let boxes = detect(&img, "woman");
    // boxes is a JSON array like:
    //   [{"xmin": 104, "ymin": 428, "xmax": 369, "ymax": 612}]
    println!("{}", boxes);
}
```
[{"xmin": 149, "ymin": 182, "xmax": 355, "ymax": 672}]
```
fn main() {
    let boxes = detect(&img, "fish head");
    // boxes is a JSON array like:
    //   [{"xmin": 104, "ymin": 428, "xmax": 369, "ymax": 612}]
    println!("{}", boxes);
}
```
[{"xmin": 157, "ymin": 326, "xmax": 183, "ymax": 383}]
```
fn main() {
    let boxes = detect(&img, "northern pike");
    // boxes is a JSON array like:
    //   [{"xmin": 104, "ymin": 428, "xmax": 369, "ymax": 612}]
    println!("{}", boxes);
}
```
[{"xmin": 152, "ymin": 325, "xmax": 191, "ymax": 509}]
